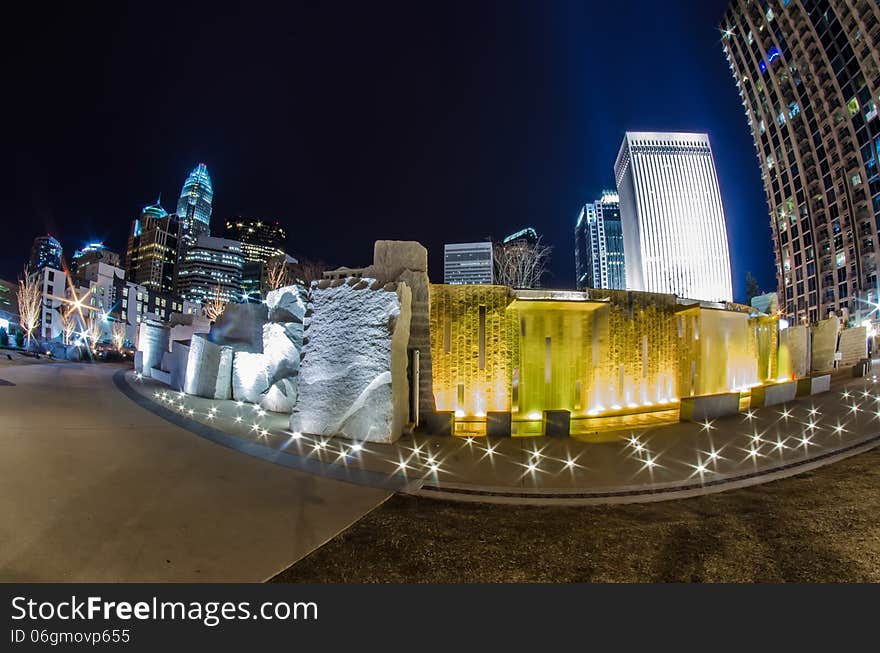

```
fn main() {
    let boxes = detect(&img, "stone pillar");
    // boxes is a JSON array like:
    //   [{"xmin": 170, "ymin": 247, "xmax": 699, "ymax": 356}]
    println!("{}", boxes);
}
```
[{"xmin": 362, "ymin": 240, "xmax": 436, "ymax": 419}]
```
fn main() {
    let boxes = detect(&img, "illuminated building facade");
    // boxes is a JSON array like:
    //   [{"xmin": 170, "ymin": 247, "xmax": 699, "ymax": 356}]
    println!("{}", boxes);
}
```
[
  {"xmin": 615, "ymin": 132, "xmax": 733, "ymax": 302},
  {"xmin": 575, "ymin": 191, "xmax": 625, "ymax": 290},
  {"xmin": 503, "ymin": 227, "xmax": 539, "ymax": 245},
  {"xmin": 429, "ymin": 284, "xmax": 777, "ymax": 434},
  {"xmin": 224, "ymin": 218, "xmax": 287, "ymax": 301},
  {"xmin": 125, "ymin": 200, "xmax": 181, "ymax": 294},
  {"xmin": 71, "ymin": 242, "xmax": 121, "ymax": 278},
  {"xmin": 176, "ymin": 163, "xmax": 213, "ymax": 256},
  {"xmin": 444, "ymin": 242, "xmax": 494, "ymax": 284},
  {"xmin": 0, "ymin": 278, "xmax": 18, "ymax": 332},
  {"xmin": 29, "ymin": 235, "xmax": 63, "ymax": 273},
  {"xmin": 721, "ymin": 0, "xmax": 880, "ymax": 324},
  {"xmin": 176, "ymin": 235, "xmax": 244, "ymax": 305}
]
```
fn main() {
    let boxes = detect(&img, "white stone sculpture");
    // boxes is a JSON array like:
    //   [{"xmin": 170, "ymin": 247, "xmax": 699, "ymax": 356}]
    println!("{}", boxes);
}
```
[
  {"xmin": 290, "ymin": 278, "xmax": 412, "ymax": 443},
  {"xmin": 136, "ymin": 320, "xmax": 170, "ymax": 379},
  {"xmin": 183, "ymin": 334, "xmax": 234, "ymax": 399},
  {"xmin": 210, "ymin": 303, "xmax": 268, "ymax": 350},
  {"xmin": 232, "ymin": 351, "xmax": 271, "ymax": 404},
  {"xmin": 265, "ymin": 284, "xmax": 307, "ymax": 326},
  {"xmin": 260, "ymin": 322, "xmax": 302, "ymax": 413}
]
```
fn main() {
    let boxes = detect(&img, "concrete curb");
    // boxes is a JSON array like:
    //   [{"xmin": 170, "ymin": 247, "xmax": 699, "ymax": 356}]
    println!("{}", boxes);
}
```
[{"xmin": 116, "ymin": 369, "xmax": 880, "ymax": 506}]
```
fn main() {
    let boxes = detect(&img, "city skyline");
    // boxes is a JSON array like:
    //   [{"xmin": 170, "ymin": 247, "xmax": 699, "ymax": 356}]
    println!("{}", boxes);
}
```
[{"xmin": 2, "ymin": 1, "xmax": 772, "ymax": 302}]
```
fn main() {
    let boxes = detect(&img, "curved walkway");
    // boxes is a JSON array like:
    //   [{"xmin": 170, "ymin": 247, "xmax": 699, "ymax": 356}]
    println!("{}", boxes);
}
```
[
  {"xmin": 122, "ymin": 367, "xmax": 880, "ymax": 505},
  {"xmin": 0, "ymin": 362, "xmax": 390, "ymax": 582}
]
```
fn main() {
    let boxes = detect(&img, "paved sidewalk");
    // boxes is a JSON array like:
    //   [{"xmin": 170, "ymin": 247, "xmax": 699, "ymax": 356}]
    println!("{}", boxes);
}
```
[
  {"xmin": 0, "ymin": 363, "xmax": 390, "ymax": 582},
  {"xmin": 125, "ymin": 368, "xmax": 880, "ymax": 504}
]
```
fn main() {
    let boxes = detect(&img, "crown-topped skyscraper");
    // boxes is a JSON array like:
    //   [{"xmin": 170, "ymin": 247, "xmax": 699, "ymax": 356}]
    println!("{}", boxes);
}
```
[{"xmin": 176, "ymin": 163, "xmax": 213, "ymax": 254}]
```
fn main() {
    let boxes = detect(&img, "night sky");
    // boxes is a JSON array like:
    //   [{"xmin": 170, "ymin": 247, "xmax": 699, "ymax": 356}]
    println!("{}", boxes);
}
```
[{"xmin": 2, "ymin": 0, "xmax": 775, "ymax": 302}]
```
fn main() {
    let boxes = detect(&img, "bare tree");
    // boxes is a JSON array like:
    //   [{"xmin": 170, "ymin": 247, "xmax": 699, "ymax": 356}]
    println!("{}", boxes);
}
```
[
  {"xmin": 17, "ymin": 266, "xmax": 42, "ymax": 350},
  {"xmin": 82, "ymin": 312, "xmax": 103, "ymax": 350},
  {"xmin": 493, "ymin": 237, "xmax": 552, "ymax": 289},
  {"xmin": 111, "ymin": 321, "xmax": 126, "ymax": 352},
  {"xmin": 203, "ymin": 283, "xmax": 228, "ymax": 322},
  {"xmin": 59, "ymin": 303, "xmax": 78, "ymax": 346},
  {"xmin": 265, "ymin": 256, "xmax": 290, "ymax": 290},
  {"xmin": 295, "ymin": 258, "xmax": 326, "ymax": 285}
]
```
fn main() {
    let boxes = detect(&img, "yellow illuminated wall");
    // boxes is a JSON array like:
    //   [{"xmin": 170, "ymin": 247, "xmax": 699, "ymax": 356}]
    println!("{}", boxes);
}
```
[
  {"xmin": 429, "ymin": 285, "xmax": 516, "ymax": 415},
  {"xmin": 749, "ymin": 314, "xmax": 778, "ymax": 382},
  {"xmin": 429, "ymin": 285, "xmax": 776, "ymax": 419},
  {"xmin": 677, "ymin": 307, "xmax": 758, "ymax": 397}
]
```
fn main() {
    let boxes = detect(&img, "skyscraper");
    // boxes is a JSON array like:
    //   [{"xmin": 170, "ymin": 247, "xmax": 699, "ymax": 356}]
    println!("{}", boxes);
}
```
[
  {"xmin": 125, "ymin": 199, "xmax": 181, "ymax": 294},
  {"xmin": 176, "ymin": 163, "xmax": 213, "ymax": 254},
  {"xmin": 176, "ymin": 235, "xmax": 244, "ymax": 305},
  {"xmin": 444, "ymin": 242, "xmax": 494, "ymax": 284},
  {"xmin": 224, "ymin": 218, "xmax": 287, "ymax": 301},
  {"xmin": 574, "ymin": 191, "xmax": 625, "ymax": 290},
  {"xmin": 614, "ymin": 132, "xmax": 733, "ymax": 302},
  {"xmin": 721, "ymin": 0, "xmax": 880, "ymax": 324},
  {"xmin": 29, "ymin": 235, "xmax": 63, "ymax": 273}
]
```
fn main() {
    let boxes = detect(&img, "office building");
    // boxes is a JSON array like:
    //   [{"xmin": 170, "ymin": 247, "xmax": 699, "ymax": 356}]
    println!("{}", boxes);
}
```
[
  {"xmin": 614, "ymin": 132, "xmax": 733, "ymax": 302},
  {"xmin": 575, "ymin": 191, "xmax": 625, "ymax": 290},
  {"xmin": 224, "ymin": 218, "xmax": 287, "ymax": 301},
  {"xmin": 176, "ymin": 235, "xmax": 244, "ymax": 305},
  {"xmin": 29, "ymin": 235, "xmax": 63, "ymax": 273},
  {"xmin": 71, "ymin": 242, "xmax": 121, "ymax": 278},
  {"xmin": 721, "ymin": 0, "xmax": 880, "ymax": 323},
  {"xmin": 125, "ymin": 199, "xmax": 181, "ymax": 294},
  {"xmin": 176, "ymin": 163, "xmax": 214, "ymax": 255},
  {"xmin": 444, "ymin": 242, "xmax": 494, "ymax": 285},
  {"xmin": 0, "ymin": 279, "xmax": 17, "ymax": 332}
]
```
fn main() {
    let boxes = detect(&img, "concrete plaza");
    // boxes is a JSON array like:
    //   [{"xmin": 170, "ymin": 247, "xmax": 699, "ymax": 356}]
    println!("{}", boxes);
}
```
[
  {"xmin": 0, "ymin": 361, "xmax": 390, "ymax": 582},
  {"xmin": 4, "ymin": 358, "xmax": 880, "ymax": 582}
]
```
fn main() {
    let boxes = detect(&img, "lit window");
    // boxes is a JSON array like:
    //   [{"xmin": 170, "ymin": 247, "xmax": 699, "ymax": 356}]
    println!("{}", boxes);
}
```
[{"xmin": 848, "ymin": 97, "xmax": 860, "ymax": 116}]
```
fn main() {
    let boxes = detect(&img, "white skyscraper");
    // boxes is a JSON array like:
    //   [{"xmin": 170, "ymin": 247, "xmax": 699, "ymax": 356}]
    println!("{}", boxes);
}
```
[{"xmin": 614, "ymin": 132, "xmax": 733, "ymax": 302}]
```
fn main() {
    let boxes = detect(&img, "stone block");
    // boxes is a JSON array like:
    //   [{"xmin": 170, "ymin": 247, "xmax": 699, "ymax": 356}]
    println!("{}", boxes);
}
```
[
  {"xmin": 151, "ymin": 368, "xmax": 172, "ymax": 385},
  {"xmin": 265, "ymin": 284, "xmax": 308, "ymax": 323},
  {"xmin": 486, "ymin": 411, "xmax": 512, "ymax": 437},
  {"xmin": 210, "ymin": 302, "xmax": 268, "ymax": 350},
  {"xmin": 543, "ymin": 410, "xmax": 571, "ymax": 437},
  {"xmin": 290, "ymin": 278, "xmax": 412, "ymax": 443},
  {"xmin": 167, "ymin": 341, "xmax": 190, "ymax": 391},
  {"xmin": 422, "ymin": 411, "xmax": 454, "ymax": 436},
  {"xmin": 369, "ymin": 240, "xmax": 428, "ymax": 277},
  {"xmin": 262, "ymin": 377, "xmax": 298, "ymax": 413},
  {"xmin": 839, "ymin": 327, "xmax": 868, "ymax": 367},
  {"xmin": 183, "ymin": 334, "xmax": 234, "ymax": 399},
  {"xmin": 363, "ymin": 241, "xmax": 435, "ymax": 417},
  {"xmin": 811, "ymin": 316, "xmax": 839, "ymax": 372},
  {"xmin": 751, "ymin": 380, "xmax": 797, "ymax": 408},
  {"xmin": 232, "ymin": 352, "xmax": 270, "ymax": 404},
  {"xmin": 778, "ymin": 325, "xmax": 809, "ymax": 380},
  {"xmin": 262, "ymin": 322, "xmax": 301, "ymax": 381},
  {"xmin": 137, "ymin": 320, "xmax": 170, "ymax": 379},
  {"xmin": 134, "ymin": 350, "xmax": 143, "ymax": 373},
  {"xmin": 679, "ymin": 392, "xmax": 741, "ymax": 422}
]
